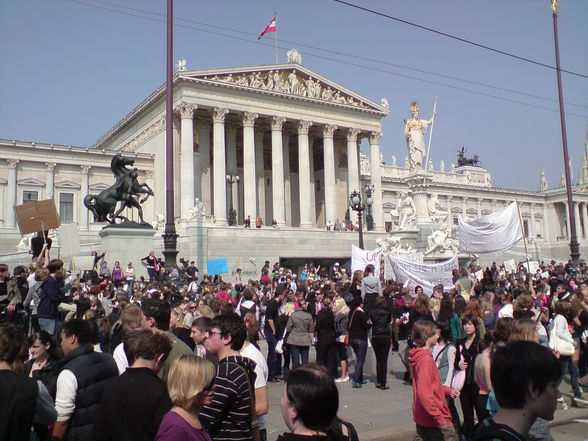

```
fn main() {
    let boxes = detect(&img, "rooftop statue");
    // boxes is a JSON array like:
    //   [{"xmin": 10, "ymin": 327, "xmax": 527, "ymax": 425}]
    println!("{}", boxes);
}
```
[
  {"xmin": 84, "ymin": 153, "xmax": 154, "ymax": 225},
  {"xmin": 456, "ymin": 146, "xmax": 481, "ymax": 167}
]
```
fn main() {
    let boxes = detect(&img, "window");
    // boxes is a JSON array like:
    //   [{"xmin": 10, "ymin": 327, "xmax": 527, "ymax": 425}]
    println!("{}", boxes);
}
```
[
  {"xmin": 523, "ymin": 219, "xmax": 529, "ymax": 237},
  {"xmin": 453, "ymin": 216, "xmax": 459, "ymax": 226},
  {"xmin": 59, "ymin": 193, "xmax": 74, "ymax": 222},
  {"xmin": 23, "ymin": 191, "xmax": 38, "ymax": 203}
]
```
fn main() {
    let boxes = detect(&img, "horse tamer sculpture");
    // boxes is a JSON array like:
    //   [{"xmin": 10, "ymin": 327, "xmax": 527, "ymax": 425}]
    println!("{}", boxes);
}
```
[{"xmin": 84, "ymin": 154, "xmax": 154, "ymax": 225}]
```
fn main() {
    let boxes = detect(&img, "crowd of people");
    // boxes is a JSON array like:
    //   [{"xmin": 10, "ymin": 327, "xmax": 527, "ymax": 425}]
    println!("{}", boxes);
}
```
[{"xmin": 1, "ymin": 247, "xmax": 588, "ymax": 441}]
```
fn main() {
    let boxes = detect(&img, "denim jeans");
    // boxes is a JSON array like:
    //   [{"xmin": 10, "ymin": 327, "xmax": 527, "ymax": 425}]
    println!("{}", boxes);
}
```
[
  {"xmin": 349, "ymin": 338, "xmax": 368, "ymax": 383},
  {"xmin": 266, "ymin": 330, "xmax": 281, "ymax": 379},
  {"xmin": 289, "ymin": 345, "xmax": 310, "ymax": 368},
  {"xmin": 559, "ymin": 354, "xmax": 581, "ymax": 397},
  {"xmin": 38, "ymin": 317, "xmax": 56, "ymax": 336}
]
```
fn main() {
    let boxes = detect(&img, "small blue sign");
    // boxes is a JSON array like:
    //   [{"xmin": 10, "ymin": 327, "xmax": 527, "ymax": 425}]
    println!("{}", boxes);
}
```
[{"xmin": 208, "ymin": 258, "xmax": 229, "ymax": 275}]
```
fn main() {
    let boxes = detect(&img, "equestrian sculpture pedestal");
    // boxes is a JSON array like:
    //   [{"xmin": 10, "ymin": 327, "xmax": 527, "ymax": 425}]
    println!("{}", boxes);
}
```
[{"xmin": 99, "ymin": 224, "xmax": 155, "ymax": 278}]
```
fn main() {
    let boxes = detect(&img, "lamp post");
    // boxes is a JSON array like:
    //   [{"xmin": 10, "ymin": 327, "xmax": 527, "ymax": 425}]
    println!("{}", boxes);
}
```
[
  {"xmin": 349, "ymin": 188, "xmax": 373, "ymax": 250},
  {"xmin": 226, "ymin": 174, "xmax": 240, "ymax": 226},
  {"xmin": 162, "ymin": 0, "xmax": 178, "ymax": 266},
  {"xmin": 550, "ymin": 0, "xmax": 580, "ymax": 262},
  {"xmin": 363, "ymin": 184, "xmax": 375, "ymax": 231}
]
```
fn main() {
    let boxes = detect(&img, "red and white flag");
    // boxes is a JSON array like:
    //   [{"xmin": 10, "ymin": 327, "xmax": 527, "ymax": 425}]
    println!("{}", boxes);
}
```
[{"xmin": 257, "ymin": 17, "xmax": 276, "ymax": 40}]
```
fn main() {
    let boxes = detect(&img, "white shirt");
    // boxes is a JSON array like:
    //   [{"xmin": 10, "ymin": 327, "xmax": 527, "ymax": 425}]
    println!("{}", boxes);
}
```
[
  {"xmin": 498, "ymin": 303, "xmax": 513, "ymax": 319},
  {"xmin": 240, "ymin": 342, "xmax": 268, "ymax": 430},
  {"xmin": 55, "ymin": 370, "xmax": 78, "ymax": 421},
  {"xmin": 113, "ymin": 342, "xmax": 128, "ymax": 375}
]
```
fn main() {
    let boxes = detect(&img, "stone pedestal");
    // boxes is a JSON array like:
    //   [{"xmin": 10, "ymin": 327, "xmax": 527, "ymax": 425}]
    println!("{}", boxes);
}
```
[
  {"xmin": 98, "ymin": 225, "xmax": 156, "ymax": 278},
  {"xmin": 405, "ymin": 172, "xmax": 433, "ymax": 222},
  {"xmin": 185, "ymin": 220, "xmax": 209, "ymax": 274}
]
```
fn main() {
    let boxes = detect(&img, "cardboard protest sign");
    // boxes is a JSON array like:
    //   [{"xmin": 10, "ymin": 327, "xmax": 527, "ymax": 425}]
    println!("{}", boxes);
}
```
[
  {"xmin": 58, "ymin": 223, "xmax": 80, "ymax": 257},
  {"xmin": 503, "ymin": 259, "xmax": 516, "ymax": 272},
  {"xmin": 14, "ymin": 199, "xmax": 60, "ymax": 235},
  {"xmin": 208, "ymin": 258, "xmax": 229, "ymax": 275}
]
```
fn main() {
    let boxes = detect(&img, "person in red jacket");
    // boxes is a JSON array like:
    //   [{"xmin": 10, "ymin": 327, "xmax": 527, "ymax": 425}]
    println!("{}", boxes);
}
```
[{"xmin": 409, "ymin": 320, "xmax": 460, "ymax": 441}]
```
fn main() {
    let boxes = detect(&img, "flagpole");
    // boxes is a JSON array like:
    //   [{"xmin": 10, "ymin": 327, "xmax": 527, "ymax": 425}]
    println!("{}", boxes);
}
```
[
  {"xmin": 515, "ymin": 200, "xmax": 531, "ymax": 273},
  {"xmin": 425, "ymin": 96, "xmax": 437, "ymax": 167},
  {"xmin": 274, "ymin": 12, "xmax": 278, "ymax": 64}
]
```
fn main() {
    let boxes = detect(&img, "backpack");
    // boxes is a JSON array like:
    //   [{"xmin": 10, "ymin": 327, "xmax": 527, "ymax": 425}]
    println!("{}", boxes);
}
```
[{"xmin": 472, "ymin": 419, "xmax": 526, "ymax": 441}]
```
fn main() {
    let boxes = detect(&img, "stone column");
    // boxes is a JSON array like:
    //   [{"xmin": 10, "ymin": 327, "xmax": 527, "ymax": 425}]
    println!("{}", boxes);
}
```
[
  {"xmin": 255, "ymin": 130, "xmax": 265, "ymax": 220},
  {"xmin": 446, "ymin": 196, "xmax": 453, "ymax": 228},
  {"xmin": 197, "ymin": 119, "xmax": 212, "ymax": 216},
  {"xmin": 242, "ymin": 112, "xmax": 258, "ymax": 222},
  {"xmin": 529, "ymin": 203, "xmax": 536, "ymax": 237},
  {"xmin": 462, "ymin": 198, "xmax": 468, "ymax": 219},
  {"xmin": 283, "ymin": 131, "xmax": 292, "ymax": 226},
  {"xmin": 298, "ymin": 121, "xmax": 313, "ymax": 228},
  {"xmin": 271, "ymin": 116, "xmax": 287, "ymax": 226},
  {"xmin": 212, "ymin": 107, "xmax": 229, "ymax": 226},
  {"xmin": 80, "ymin": 165, "xmax": 91, "ymax": 230},
  {"xmin": 369, "ymin": 132, "xmax": 384, "ymax": 232},
  {"xmin": 346, "ymin": 129, "xmax": 360, "ymax": 224},
  {"xmin": 309, "ymin": 136, "xmax": 316, "ymax": 225},
  {"xmin": 6, "ymin": 160, "xmax": 18, "ymax": 227},
  {"xmin": 227, "ymin": 124, "xmax": 238, "ymax": 222},
  {"xmin": 178, "ymin": 103, "xmax": 197, "ymax": 219},
  {"xmin": 582, "ymin": 203, "xmax": 588, "ymax": 239},
  {"xmin": 45, "ymin": 162, "xmax": 56, "ymax": 200},
  {"xmin": 476, "ymin": 198, "xmax": 482, "ymax": 218},
  {"xmin": 564, "ymin": 202, "xmax": 571, "ymax": 238},
  {"xmin": 322, "ymin": 124, "xmax": 338, "ymax": 226},
  {"xmin": 542, "ymin": 204, "xmax": 550, "ymax": 240},
  {"xmin": 574, "ymin": 202, "xmax": 581, "ymax": 239}
]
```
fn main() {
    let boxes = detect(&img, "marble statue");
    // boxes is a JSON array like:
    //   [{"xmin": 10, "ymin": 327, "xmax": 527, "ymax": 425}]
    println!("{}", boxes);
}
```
[
  {"xmin": 381, "ymin": 97, "xmax": 389, "ymax": 109},
  {"xmin": 176, "ymin": 59, "xmax": 187, "ymax": 71},
  {"xmin": 391, "ymin": 192, "xmax": 417, "ymax": 229},
  {"xmin": 188, "ymin": 198, "xmax": 206, "ymax": 221},
  {"xmin": 424, "ymin": 224, "xmax": 458, "ymax": 256},
  {"xmin": 427, "ymin": 194, "xmax": 448, "ymax": 224},
  {"xmin": 377, "ymin": 236, "xmax": 416, "ymax": 256},
  {"xmin": 404, "ymin": 156, "xmax": 409, "ymax": 168},
  {"xmin": 152, "ymin": 212, "xmax": 165, "ymax": 230},
  {"xmin": 391, "ymin": 155, "xmax": 397, "ymax": 167},
  {"xmin": 17, "ymin": 233, "xmax": 34, "ymax": 251},
  {"xmin": 560, "ymin": 173, "xmax": 566, "ymax": 187},
  {"xmin": 428, "ymin": 160, "xmax": 434, "ymax": 171},
  {"xmin": 405, "ymin": 102, "xmax": 434, "ymax": 171},
  {"xmin": 287, "ymin": 48, "xmax": 302, "ymax": 64},
  {"xmin": 440, "ymin": 160, "xmax": 445, "ymax": 172}
]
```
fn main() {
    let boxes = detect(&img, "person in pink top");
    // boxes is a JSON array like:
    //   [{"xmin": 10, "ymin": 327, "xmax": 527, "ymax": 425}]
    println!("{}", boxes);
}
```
[
  {"xmin": 156, "ymin": 354, "xmax": 215, "ymax": 441},
  {"xmin": 409, "ymin": 320, "xmax": 460, "ymax": 441}
]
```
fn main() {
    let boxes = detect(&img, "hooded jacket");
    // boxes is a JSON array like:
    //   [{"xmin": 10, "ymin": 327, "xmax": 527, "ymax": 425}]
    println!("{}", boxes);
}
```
[{"xmin": 409, "ymin": 346, "xmax": 453, "ymax": 428}]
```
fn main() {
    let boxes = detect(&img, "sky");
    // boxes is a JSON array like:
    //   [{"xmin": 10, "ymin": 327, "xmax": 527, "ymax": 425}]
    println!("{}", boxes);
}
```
[{"xmin": 1, "ymin": 0, "xmax": 587, "ymax": 191}]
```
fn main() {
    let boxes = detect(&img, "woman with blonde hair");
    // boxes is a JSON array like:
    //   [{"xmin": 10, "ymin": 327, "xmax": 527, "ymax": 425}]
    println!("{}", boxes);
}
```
[
  {"xmin": 156, "ymin": 354, "xmax": 216, "ymax": 441},
  {"xmin": 333, "ymin": 298, "xmax": 350, "ymax": 382}
]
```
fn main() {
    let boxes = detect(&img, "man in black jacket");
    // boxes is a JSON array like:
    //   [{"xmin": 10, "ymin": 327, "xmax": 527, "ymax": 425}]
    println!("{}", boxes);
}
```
[
  {"xmin": 52, "ymin": 319, "xmax": 118, "ymax": 441},
  {"xmin": 92, "ymin": 330, "xmax": 172, "ymax": 441}
]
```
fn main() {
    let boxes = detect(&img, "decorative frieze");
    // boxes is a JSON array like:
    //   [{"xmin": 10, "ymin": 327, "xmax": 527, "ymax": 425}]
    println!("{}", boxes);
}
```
[{"xmin": 120, "ymin": 116, "xmax": 166, "ymax": 152}]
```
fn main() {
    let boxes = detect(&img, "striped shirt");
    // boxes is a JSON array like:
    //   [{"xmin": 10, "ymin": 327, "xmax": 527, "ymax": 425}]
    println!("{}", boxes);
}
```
[{"xmin": 201, "ymin": 356, "xmax": 257, "ymax": 441}]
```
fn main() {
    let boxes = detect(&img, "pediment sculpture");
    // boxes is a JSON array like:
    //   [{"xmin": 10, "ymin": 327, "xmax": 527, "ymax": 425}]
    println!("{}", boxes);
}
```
[{"xmin": 202, "ymin": 69, "xmax": 371, "ymax": 109}]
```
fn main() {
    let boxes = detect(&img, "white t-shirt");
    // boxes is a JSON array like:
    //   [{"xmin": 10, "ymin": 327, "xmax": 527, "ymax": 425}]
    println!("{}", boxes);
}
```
[{"xmin": 240, "ymin": 342, "xmax": 268, "ymax": 430}]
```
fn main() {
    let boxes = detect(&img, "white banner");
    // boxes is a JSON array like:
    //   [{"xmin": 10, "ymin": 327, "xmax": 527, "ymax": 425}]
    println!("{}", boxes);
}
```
[
  {"xmin": 351, "ymin": 245, "xmax": 382, "ymax": 275},
  {"xmin": 388, "ymin": 254, "xmax": 458, "ymax": 296},
  {"xmin": 384, "ymin": 252, "xmax": 423, "ymax": 280},
  {"xmin": 457, "ymin": 202, "xmax": 522, "ymax": 254}
]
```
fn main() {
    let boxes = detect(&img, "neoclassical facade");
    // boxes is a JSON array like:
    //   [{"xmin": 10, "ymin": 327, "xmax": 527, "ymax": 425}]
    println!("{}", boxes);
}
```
[{"xmin": 1, "ymin": 58, "xmax": 587, "ymax": 269}]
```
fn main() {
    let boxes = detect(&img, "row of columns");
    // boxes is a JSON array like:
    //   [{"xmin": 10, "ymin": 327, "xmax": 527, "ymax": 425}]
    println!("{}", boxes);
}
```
[
  {"xmin": 563, "ymin": 201, "xmax": 588, "ymax": 239},
  {"xmin": 176, "ymin": 104, "xmax": 383, "ymax": 230}
]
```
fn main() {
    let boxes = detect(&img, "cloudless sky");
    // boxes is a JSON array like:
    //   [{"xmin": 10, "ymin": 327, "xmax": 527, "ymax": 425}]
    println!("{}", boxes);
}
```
[{"xmin": 1, "ymin": 0, "xmax": 587, "ymax": 191}]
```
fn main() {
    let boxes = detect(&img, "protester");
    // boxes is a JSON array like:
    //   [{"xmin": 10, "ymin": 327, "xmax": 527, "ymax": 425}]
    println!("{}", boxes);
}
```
[
  {"xmin": 23, "ymin": 330, "xmax": 62, "ymax": 378},
  {"xmin": 200, "ymin": 314, "xmax": 258, "ymax": 441},
  {"xmin": 285, "ymin": 299, "xmax": 314, "ymax": 369},
  {"xmin": 473, "ymin": 341, "xmax": 562, "ymax": 441},
  {"xmin": 409, "ymin": 320, "xmax": 460, "ymax": 441},
  {"xmin": 361, "ymin": 264, "xmax": 381, "ymax": 312},
  {"xmin": 333, "ymin": 297, "xmax": 350, "ymax": 382},
  {"xmin": 370, "ymin": 296, "xmax": 392, "ymax": 390},
  {"xmin": 156, "ymin": 354, "xmax": 216, "ymax": 441},
  {"xmin": 93, "ymin": 330, "xmax": 173, "ymax": 441},
  {"xmin": 52, "ymin": 319, "xmax": 118, "ymax": 441},
  {"xmin": 0, "ymin": 323, "xmax": 57, "ymax": 441},
  {"xmin": 315, "ymin": 296, "xmax": 338, "ymax": 379}
]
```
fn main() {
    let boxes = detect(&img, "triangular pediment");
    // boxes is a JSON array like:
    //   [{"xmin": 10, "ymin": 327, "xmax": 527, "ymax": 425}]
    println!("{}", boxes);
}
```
[
  {"xmin": 179, "ymin": 64, "xmax": 389, "ymax": 114},
  {"xmin": 55, "ymin": 179, "xmax": 81, "ymax": 190},
  {"xmin": 17, "ymin": 177, "xmax": 45, "ymax": 187},
  {"xmin": 90, "ymin": 182, "xmax": 111, "ymax": 191}
]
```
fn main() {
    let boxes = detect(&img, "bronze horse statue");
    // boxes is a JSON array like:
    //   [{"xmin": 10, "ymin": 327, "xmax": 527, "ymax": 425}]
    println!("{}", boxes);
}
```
[{"xmin": 84, "ymin": 154, "xmax": 154, "ymax": 225}]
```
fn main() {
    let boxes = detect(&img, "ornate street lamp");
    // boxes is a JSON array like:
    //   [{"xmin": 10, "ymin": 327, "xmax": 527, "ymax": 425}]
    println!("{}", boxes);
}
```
[
  {"xmin": 349, "ymin": 188, "xmax": 373, "ymax": 250},
  {"xmin": 363, "ymin": 184, "xmax": 375, "ymax": 231},
  {"xmin": 226, "ymin": 174, "xmax": 240, "ymax": 226}
]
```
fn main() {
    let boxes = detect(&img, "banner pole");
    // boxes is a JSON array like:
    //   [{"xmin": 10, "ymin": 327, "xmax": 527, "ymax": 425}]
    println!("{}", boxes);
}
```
[
  {"xmin": 274, "ymin": 12, "xmax": 278, "ymax": 64},
  {"xmin": 516, "ymin": 200, "xmax": 531, "ymax": 273}
]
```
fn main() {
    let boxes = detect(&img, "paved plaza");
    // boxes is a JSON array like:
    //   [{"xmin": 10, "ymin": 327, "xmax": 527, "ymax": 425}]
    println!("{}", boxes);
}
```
[{"xmin": 259, "ymin": 340, "xmax": 588, "ymax": 441}]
